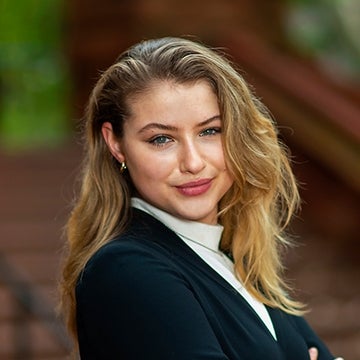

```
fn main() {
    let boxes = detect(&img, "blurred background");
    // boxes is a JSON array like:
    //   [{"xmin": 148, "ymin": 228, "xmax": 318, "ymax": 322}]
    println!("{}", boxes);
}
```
[{"xmin": 0, "ymin": 0, "xmax": 359, "ymax": 358}]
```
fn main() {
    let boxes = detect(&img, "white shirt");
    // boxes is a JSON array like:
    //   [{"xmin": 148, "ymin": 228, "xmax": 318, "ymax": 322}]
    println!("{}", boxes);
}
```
[{"xmin": 131, "ymin": 197, "xmax": 277, "ymax": 340}]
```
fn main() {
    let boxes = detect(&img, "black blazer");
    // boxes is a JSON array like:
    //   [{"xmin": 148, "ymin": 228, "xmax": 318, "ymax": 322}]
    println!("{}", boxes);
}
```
[{"xmin": 76, "ymin": 209, "xmax": 334, "ymax": 359}]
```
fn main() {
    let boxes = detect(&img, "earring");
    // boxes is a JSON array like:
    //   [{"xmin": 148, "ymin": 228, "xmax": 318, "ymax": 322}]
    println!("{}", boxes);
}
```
[{"xmin": 120, "ymin": 162, "xmax": 127, "ymax": 173}]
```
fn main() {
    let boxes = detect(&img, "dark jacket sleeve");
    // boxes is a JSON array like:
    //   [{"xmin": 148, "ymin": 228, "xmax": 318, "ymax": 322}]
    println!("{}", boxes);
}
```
[
  {"xmin": 76, "ymin": 241, "xmax": 230, "ymax": 360},
  {"xmin": 289, "ymin": 315, "xmax": 335, "ymax": 360}
]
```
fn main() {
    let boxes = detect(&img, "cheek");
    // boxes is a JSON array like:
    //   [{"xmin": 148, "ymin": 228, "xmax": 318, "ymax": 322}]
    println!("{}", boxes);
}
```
[
  {"xmin": 225, "ymin": 172, "xmax": 235, "ymax": 189},
  {"xmin": 215, "ymin": 150, "xmax": 234, "ymax": 186},
  {"xmin": 211, "ymin": 146, "xmax": 228, "ymax": 171},
  {"xmin": 128, "ymin": 153, "xmax": 174, "ymax": 184}
]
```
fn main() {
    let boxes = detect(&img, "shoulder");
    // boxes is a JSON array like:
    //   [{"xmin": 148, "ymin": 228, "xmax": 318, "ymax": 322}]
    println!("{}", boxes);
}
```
[
  {"xmin": 76, "ymin": 212, "xmax": 186, "ymax": 294},
  {"xmin": 83, "ymin": 209, "xmax": 170, "ymax": 268},
  {"xmin": 75, "ymin": 228, "xmax": 193, "ymax": 322},
  {"xmin": 80, "ymin": 234, "xmax": 175, "ymax": 284},
  {"xmin": 76, "ymin": 208, "xmax": 197, "ymax": 307}
]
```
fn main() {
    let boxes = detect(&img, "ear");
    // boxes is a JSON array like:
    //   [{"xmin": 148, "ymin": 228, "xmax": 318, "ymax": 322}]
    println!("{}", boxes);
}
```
[{"xmin": 101, "ymin": 122, "xmax": 125, "ymax": 163}]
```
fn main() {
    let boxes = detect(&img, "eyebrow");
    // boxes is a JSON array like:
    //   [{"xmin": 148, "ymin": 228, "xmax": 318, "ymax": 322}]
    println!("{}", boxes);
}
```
[{"xmin": 137, "ymin": 115, "xmax": 221, "ymax": 134}]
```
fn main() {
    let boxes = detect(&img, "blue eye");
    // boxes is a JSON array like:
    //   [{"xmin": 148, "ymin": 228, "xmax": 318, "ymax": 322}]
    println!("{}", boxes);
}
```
[
  {"xmin": 200, "ymin": 127, "xmax": 221, "ymax": 137},
  {"xmin": 149, "ymin": 135, "xmax": 172, "ymax": 146}
]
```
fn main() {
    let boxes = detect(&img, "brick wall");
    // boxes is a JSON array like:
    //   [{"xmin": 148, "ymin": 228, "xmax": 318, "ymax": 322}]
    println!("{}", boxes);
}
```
[{"xmin": 66, "ymin": 0, "xmax": 287, "ymax": 115}]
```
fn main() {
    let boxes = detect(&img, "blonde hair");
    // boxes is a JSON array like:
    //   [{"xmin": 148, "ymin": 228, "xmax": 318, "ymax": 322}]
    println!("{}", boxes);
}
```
[{"xmin": 60, "ymin": 37, "xmax": 303, "ymax": 342}]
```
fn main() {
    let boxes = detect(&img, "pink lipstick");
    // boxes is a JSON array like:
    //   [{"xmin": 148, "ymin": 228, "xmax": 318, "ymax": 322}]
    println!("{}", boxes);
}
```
[{"xmin": 176, "ymin": 178, "xmax": 212, "ymax": 196}]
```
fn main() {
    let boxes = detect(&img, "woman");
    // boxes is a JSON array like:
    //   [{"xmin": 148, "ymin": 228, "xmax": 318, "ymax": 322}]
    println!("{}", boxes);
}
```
[{"xmin": 60, "ymin": 37, "xmax": 342, "ymax": 359}]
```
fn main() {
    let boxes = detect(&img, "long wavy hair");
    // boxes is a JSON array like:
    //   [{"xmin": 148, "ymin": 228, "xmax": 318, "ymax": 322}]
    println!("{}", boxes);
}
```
[{"xmin": 60, "ymin": 37, "xmax": 303, "ymax": 343}]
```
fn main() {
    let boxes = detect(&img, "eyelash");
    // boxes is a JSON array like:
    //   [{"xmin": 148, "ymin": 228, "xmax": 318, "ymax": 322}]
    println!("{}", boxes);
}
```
[
  {"xmin": 148, "ymin": 127, "xmax": 222, "ymax": 147},
  {"xmin": 199, "ymin": 127, "xmax": 221, "ymax": 137},
  {"xmin": 148, "ymin": 135, "xmax": 172, "ymax": 147}
]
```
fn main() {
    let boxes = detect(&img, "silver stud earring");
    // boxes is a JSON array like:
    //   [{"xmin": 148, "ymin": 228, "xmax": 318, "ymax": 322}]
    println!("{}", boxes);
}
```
[{"xmin": 120, "ymin": 162, "xmax": 127, "ymax": 173}]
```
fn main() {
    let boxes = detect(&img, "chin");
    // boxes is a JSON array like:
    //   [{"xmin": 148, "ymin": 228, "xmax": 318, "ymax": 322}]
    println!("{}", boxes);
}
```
[
  {"xmin": 176, "ymin": 201, "xmax": 217, "ymax": 223},
  {"xmin": 181, "ymin": 211, "xmax": 216, "ymax": 224}
]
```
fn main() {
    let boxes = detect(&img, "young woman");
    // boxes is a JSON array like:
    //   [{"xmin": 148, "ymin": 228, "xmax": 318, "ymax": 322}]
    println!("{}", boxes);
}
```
[{"xmin": 60, "ymin": 37, "xmax": 342, "ymax": 359}]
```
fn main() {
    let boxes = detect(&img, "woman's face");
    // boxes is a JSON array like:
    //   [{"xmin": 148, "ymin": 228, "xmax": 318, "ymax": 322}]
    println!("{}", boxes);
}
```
[{"xmin": 102, "ymin": 80, "xmax": 234, "ymax": 225}]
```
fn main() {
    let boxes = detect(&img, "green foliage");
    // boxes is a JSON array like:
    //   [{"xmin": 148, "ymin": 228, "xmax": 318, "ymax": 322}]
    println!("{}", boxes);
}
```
[
  {"xmin": 0, "ymin": 0, "xmax": 70, "ymax": 151},
  {"xmin": 285, "ymin": 0, "xmax": 360, "ymax": 81}
]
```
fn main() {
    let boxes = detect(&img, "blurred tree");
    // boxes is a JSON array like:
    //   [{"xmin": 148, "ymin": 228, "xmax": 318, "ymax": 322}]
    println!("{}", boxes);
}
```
[
  {"xmin": 0, "ymin": 0, "xmax": 70, "ymax": 151},
  {"xmin": 285, "ymin": 0, "xmax": 360, "ymax": 83}
]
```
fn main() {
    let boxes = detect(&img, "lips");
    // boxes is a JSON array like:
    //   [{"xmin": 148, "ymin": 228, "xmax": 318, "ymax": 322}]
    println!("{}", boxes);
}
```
[{"xmin": 176, "ymin": 178, "xmax": 212, "ymax": 196}]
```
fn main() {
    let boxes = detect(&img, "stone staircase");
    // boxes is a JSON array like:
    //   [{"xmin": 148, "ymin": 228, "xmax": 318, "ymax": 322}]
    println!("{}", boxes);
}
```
[{"xmin": 0, "ymin": 144, "xmax": 78, "ymax": 359}]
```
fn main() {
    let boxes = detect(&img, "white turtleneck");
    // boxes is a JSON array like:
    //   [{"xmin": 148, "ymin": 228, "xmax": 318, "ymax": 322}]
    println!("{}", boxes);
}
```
[{"xmin": 131, "ymin": 197, "xmax": 277, "ymax": 340}]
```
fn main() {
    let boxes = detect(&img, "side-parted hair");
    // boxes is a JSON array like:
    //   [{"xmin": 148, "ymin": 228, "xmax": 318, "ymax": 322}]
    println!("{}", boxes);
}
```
[{"xmin": 60, "ymin": 37, "xmax": 304, "ymax": 342}]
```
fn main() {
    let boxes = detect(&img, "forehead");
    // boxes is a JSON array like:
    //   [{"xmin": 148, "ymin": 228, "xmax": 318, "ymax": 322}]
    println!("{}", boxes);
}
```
[{"xmin": 126, "ymin": 80, "xmax": 219, "ymax": 117}]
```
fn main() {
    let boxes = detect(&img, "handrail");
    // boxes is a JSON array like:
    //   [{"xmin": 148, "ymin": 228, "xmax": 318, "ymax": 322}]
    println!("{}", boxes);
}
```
[{"xmin": 0, "ymin": 253, "xmax": 72, "ymax": 355}]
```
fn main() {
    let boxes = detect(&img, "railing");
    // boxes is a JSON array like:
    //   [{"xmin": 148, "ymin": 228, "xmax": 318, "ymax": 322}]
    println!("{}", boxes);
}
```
[{"xmin": 0, "ymin": 253, "xmax": 72, "ymax": 358}]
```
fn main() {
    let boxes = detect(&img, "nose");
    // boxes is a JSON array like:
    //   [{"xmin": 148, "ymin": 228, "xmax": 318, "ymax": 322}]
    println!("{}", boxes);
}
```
[{"xmin": 179, "ymin": 139, "xmax": 206, "ymax": 174}]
